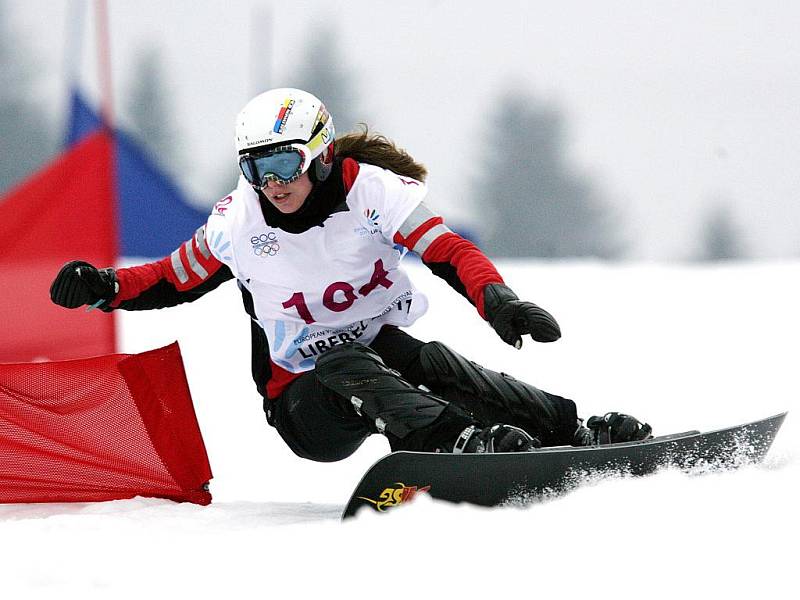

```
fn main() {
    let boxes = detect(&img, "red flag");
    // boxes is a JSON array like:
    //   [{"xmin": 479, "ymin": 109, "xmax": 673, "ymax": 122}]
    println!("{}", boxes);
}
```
[
  {"xmin": 0, "ymin": 342, "xmax": 212, "ymax": 505},
  {"xmin": 0, "ymin": 131, "xmax": 117, "ymax": 362}
]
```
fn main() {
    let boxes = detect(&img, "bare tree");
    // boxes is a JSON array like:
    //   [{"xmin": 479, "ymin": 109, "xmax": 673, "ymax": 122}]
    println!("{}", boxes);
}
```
[
  {"xmin": 286, "ymin": 27, "xmax": 364, "ymax": 136},
  {"xmin": 696, "ymin": 203, "xmax": 746, "ymax": 261},
  {"xmin": 123, "ymin": 44, "xmax": 183, "ymax": 179},
  {"xmin": 0, "ymin": 1, "xmax": 55, "ymax": 194},
  {"xmin": 473, "ymin": 90, "xmax": 622, "ymax": 258}
]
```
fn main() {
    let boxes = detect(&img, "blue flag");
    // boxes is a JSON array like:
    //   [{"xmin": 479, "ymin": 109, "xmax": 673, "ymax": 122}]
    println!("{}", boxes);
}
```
[{"xmin": 66, "ymin": 91, "xmax": 209, "ymax": 258}]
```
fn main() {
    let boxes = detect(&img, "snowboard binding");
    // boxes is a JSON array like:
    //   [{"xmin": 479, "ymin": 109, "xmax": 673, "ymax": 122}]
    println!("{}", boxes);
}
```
[
  {"xmin": 574, "ymin": 412, "xmax": 653, "ymax": 446},
  {"xmin": 453, "ymin": 424, "xmax": 542, "ymax": 453}
]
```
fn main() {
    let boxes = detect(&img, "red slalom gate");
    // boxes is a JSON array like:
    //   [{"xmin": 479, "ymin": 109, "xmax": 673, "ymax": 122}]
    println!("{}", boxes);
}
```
[
  {"xmin": 0, "ymin": 131, "xmax": 118, "ymax": 363},
  {"xmin": 0, "ymin": 342, "xmax": 212, "ymax": 505}
]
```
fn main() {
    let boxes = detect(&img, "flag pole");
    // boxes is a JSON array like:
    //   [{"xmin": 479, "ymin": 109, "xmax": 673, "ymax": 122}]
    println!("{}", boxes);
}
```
[
  {"xmin": 62, "ymin": 0, "xmax": 85, "ymax": 148},
  {"xmin": 94, "ymin": 0, "xmax": 114, "ymax": 128},
  {"xmin": 64, "ymin": 0, "xmax": 84, "ymax": 94},
  {"xmin": 93, "ymin": 0, "xmax": 119, "ymax": 349}
]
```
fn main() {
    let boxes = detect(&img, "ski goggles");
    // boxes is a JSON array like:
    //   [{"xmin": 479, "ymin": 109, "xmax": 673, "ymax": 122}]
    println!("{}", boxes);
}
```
[
  {"xmin": 239, "ymin": 113, "xmax": 334, "ymax": 187},
  {"xmin": 238, "ymin": 145, "xmax": 308, "ymax": 186}
]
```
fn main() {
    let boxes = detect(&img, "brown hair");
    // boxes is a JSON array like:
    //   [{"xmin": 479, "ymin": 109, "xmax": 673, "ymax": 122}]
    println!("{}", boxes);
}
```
[{"xmin": 335, "ymin": 126, "xmax": 428, "ymax": 182}]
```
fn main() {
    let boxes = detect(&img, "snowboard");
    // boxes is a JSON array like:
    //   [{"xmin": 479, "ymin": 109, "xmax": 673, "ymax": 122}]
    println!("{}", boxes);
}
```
[{"xmin": 342, "ymin": 412, "xmax": 787, "ymax": 519}]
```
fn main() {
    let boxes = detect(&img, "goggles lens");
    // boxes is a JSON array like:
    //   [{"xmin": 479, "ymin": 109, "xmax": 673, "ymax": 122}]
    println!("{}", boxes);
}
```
[{"xmin": 239, "ymin": 148, "xmax": 304, "ymax": 186}]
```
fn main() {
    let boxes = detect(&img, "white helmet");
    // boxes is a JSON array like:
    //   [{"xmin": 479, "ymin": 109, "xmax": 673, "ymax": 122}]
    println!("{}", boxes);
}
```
[{"xmin": 235, "ymin": 88, "xmax": 335, "ymax": 185}]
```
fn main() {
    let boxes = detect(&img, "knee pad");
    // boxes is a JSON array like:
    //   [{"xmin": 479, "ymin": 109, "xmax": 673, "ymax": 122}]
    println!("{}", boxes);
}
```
[
  {"xmin": 314, "ymin": 342, "xmax": 387, "ymax": 382},
  {"xmin": 314, "ymin": 342, "xmax": 448, "ymax": 439}
]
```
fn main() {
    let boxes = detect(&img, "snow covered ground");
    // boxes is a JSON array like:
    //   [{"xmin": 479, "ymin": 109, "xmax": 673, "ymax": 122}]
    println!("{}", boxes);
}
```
[{"xmin": 2, "ymin": 260, "xmax": 797, "ymax": 598}]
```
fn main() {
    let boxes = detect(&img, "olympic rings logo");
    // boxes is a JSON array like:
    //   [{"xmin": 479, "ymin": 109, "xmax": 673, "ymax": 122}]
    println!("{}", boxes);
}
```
[{"xmin": 251, "ymin": 232, "xmax": 280, "ymax": 257}]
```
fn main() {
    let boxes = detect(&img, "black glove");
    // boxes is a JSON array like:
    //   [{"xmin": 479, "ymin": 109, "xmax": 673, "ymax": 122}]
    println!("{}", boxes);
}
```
[
  {"xmin": 483, "ymin": 283, "xmax": 561, "ymax": 348},
  {"xmin": 50, "ymin": 260, "xmax": 118, "ymax": 310}
]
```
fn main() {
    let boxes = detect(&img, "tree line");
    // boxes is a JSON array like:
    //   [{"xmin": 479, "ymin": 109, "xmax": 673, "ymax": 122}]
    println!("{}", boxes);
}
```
[{"xmin": 0, "ymin": 7, "xmax": 751, "ymax": 261}]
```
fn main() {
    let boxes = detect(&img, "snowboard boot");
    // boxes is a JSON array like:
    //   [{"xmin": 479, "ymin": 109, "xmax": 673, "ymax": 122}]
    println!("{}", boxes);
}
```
[
  {"xmin": 572, "ymin": 412, "xmax": 652, "ymax": 446},
  {"xmin": 452, "ymin": 424, "xmax": 541, "ymax": 454}
]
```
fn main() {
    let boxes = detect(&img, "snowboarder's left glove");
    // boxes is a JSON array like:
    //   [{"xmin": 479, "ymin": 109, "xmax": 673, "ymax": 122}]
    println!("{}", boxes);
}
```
[{"xmin": 483, "ymin": 283, "xmax": 561, "ymax": 348}]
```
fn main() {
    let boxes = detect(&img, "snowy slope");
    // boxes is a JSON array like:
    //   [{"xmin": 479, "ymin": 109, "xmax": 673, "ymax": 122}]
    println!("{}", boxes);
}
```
[{"xmin": 1, "ymin": 261, "xmax": 797, "ymax": 599}]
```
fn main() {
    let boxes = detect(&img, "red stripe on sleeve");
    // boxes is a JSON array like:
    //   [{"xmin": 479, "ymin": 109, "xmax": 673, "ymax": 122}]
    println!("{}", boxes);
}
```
[
  {"xmin": 171, "ymin": 238, "xmax": 226, "ymax": 292},
  {"xmin": 420, "ymin": 232, "xmax": 505, "ymax": 318},
  {"xmin": 111, "ymin": 235, "xmax": 226, "ymax": 305},
  {"xmin": 392, "ymin": 216, "xmax": 444, "ymax": 251}
]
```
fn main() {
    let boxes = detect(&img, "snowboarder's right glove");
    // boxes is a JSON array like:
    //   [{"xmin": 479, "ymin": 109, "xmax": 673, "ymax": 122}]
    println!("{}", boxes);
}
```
[
  {"xmin": 50, "ymin": 260, "xmax": 119, "ymax": 311},
  {"xmin": 483, "ymin": 283, "xmax": 561, "ymax": 349}
]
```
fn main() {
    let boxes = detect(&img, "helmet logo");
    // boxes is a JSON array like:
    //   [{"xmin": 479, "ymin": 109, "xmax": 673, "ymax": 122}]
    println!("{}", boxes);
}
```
[
  {"xmin": 273, "ymin": 98, "xmax": 295, "ymax": 134},
  {"xmin": 312, "ymin": 104, "xmax": 330, "ymax": 130}
]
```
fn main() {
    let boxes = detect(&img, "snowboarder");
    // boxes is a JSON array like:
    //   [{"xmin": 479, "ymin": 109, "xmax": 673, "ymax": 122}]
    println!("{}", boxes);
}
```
[{"xmin": 50, "ymin": 88, "xmax": 651, "ymax": 460}]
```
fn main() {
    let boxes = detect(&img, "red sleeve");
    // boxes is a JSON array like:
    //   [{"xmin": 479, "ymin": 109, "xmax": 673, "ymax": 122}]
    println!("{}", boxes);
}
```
[
  {"xmin": 111, "ymin": 225, "xmax": 227, "ymax": 306},
  {"xmin": 419, "ymin": 232, "xmax": 504, "ymax": 318},
  {"xmin": 393, "ymin": 212, "xmax": 504, "ymax": 319}
]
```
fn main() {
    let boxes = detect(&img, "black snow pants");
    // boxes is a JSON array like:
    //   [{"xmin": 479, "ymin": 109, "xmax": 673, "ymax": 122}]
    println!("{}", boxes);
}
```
[{"xmin": 267, "ymin": 326, "xmax": 579, "ymax": 462}]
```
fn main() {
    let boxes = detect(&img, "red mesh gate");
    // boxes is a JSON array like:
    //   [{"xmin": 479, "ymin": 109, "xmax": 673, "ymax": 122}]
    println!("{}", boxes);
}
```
[{"xmin": 0, "ymin": 342, "xmax": 212, "ymax": 505}]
